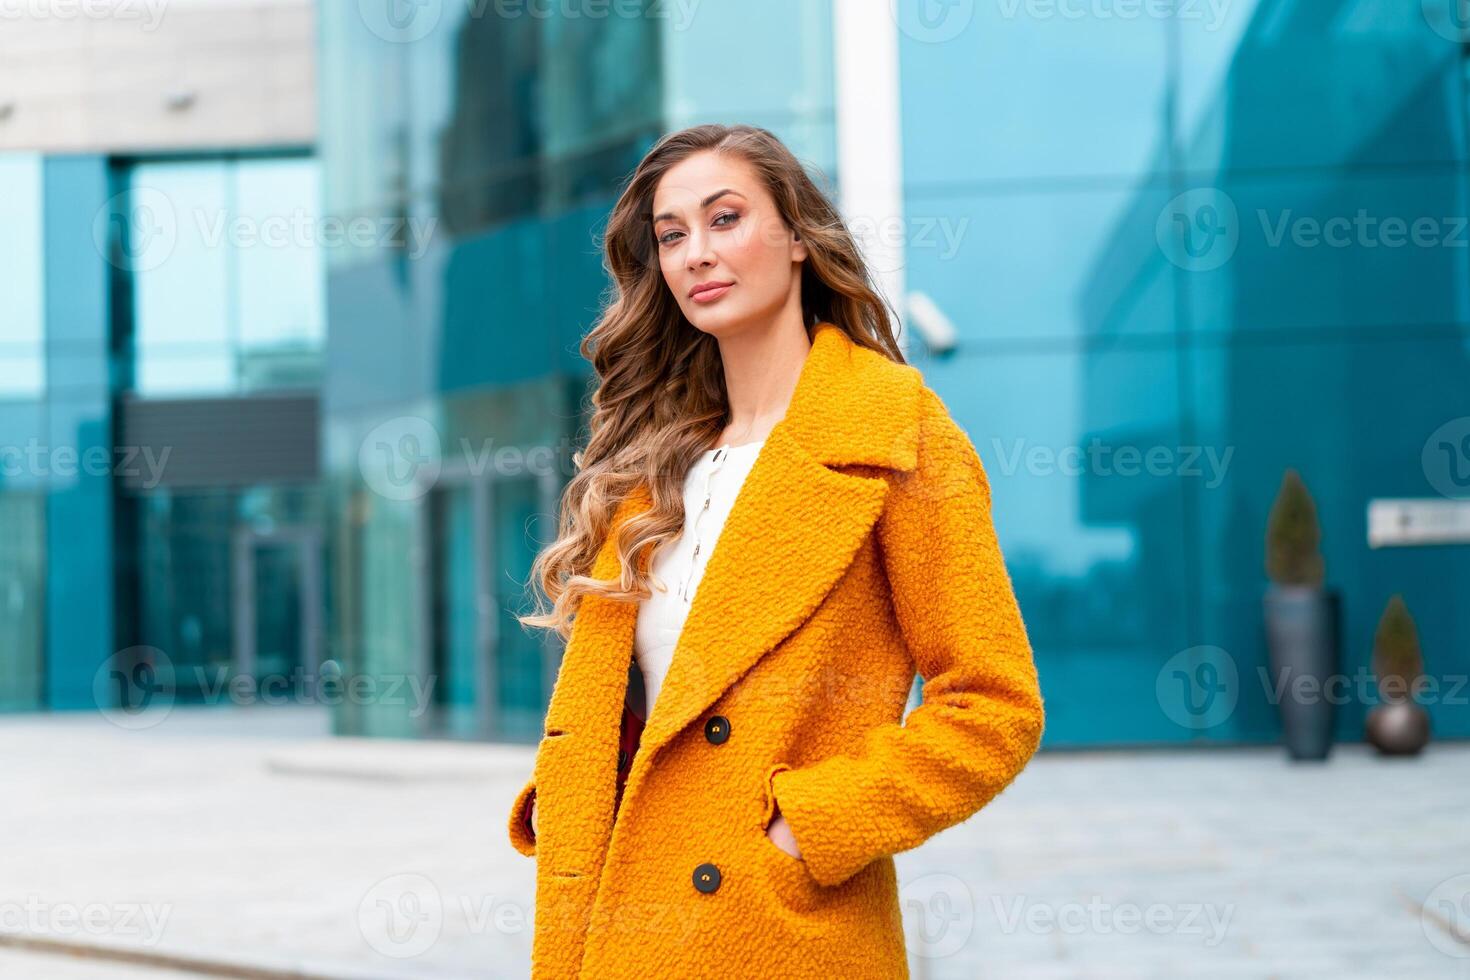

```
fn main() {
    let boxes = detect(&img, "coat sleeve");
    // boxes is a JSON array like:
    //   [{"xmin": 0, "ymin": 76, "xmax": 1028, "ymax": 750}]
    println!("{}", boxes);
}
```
[
  {"xmin": 768, "ymin": 385, "xmax": 1045, "ymax": 888},
  {"xmin": 507, "ymin": 777, "xmax": 537, "ymax": 857}
]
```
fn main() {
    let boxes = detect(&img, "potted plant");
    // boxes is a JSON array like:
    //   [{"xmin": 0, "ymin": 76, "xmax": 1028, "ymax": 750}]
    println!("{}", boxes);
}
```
[
  {"xmin": 1365, "ymin": 595, "xmax": 1431, "ymax": 755},
  {"xmin": 1263, "ymin": 468, "xmax": 1341, "ymax": 760}
]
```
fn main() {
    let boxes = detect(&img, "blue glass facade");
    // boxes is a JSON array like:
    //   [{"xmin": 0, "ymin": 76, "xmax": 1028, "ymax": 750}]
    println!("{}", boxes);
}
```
[
  {"xmin": 0, "ymin": 147, "xmax": 325, "ymax": 714},
  {"xmin": 125, "ymin": 156, "xmax": 325, "ymax": 395},
  {"xmin": 318, "ymin": 2, "xmax": 668, "ymax": 740},
  {"xmin": 0, "ymin": 157, "xmax": 120, "ymax": 710},
  {"xmin": 316, "ymin": 1, "xmax": 1468, "ymax": 747},
  {"xmin": 318, "ymin": 0, "xmax": 836, "ymax": 741},
  {"xmin": 897, "ymin": 0, "xmax": 1470, "ymax": 745}
]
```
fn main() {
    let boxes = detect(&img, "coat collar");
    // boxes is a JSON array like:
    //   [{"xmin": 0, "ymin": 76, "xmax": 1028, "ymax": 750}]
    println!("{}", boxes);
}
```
[
  {"xmin": 539, "ymin": 322, "xmax": 922, "ymax": 869},
  {"xmin": 771, "ymin": 319, "xmax": 923, "ymax": 470}
]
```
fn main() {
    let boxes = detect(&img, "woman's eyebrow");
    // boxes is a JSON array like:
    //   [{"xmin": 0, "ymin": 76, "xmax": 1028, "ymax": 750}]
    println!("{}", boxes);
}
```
[{"xmin": 652, "ymin": 188, "xmax": 747, "ymax": 224}]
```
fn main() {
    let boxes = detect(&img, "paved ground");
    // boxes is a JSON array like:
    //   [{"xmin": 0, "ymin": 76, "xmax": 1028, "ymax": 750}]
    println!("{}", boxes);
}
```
[{"xmin": 0, "ymin": 705, "xmax": 1465, "ymax": 979}]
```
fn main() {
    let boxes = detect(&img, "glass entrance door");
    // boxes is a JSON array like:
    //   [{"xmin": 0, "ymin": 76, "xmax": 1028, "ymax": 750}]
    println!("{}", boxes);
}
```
[
  {"xmin": 423, "ymin": 463, "xmax": 560, "ymax": 741},
  {"xmin": 232, "ymin": 526, "xmax": 323, "ymax": 692}
]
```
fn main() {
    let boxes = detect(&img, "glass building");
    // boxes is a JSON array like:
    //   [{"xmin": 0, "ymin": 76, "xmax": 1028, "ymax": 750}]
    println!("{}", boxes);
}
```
[
  {"xmin": 894, "ymin": 0, "xmax": 1470, "ymax": 744},
  {"xmin": 316, "ymin": 1, "xmax": 836, "ymax": 742},
  {"xmin": 0, "ymin": 0, "xmax": 323, "ymax": 716},
  {"xmin": 0, "ymin": 151, "xmax": 326, "ymax": 712},
  {"xmin": 5, "ymin": 0, "xmax": 1464, "ymax": 752},
  {"xmin": 319, "ymin": 0, "xmax": 1470, "ymax": 749}
]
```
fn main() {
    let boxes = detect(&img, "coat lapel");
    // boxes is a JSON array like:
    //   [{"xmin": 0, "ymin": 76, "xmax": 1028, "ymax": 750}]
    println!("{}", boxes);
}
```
[{"xmin": 631, "ymin": 322, "xmax": 923, "ymax": 764}]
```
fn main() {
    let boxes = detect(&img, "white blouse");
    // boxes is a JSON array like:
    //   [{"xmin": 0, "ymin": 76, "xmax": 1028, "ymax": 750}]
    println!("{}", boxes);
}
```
[{"xmin": 634, "ymin": 439, "xmax": 766, "ymax": 721}]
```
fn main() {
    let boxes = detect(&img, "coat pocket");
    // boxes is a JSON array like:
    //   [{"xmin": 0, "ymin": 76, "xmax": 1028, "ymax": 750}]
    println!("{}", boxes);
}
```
[
  {"xmin": 761, "ymin": 761, "xmax": 793, "ymax": 829},
  {"xmin": 756, "ymin": 762, "xmax": 824, "ymax": 909}
]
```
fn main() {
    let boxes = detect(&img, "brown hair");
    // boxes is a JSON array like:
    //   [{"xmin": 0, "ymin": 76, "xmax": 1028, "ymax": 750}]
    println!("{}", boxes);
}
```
[{"xmin": 519, "ymin": 123, "xmax": 904, "ymax": 639}]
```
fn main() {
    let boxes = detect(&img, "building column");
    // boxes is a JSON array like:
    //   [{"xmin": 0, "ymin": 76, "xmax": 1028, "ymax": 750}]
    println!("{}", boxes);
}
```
[{"xmin": 43, "ymin": 156, "xmax": 116, "ymax": 711}]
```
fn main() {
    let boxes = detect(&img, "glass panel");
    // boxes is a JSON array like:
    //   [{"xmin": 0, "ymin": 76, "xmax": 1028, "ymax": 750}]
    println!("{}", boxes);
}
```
[
  {"xmin": 252, "ymin": 541, "xmax": 303, "ymax": 682},
  {"xmin": 0, "ymin": 155, "xmax": 48, "ymax": 707},
  {"xmin": 898, "ymin": 3, "xmax": 1169, "ymax": 186},
  {"xmin": 0, "ymin": 490, "xmax": 45, "ymax": 710},
  {"xmin": 129, "ymin": 160, "xmax": 232, "ymax": 395},
  {"xmin": 919, "ymin": 345, "xmax": 1191, "ymax": 746},
  {"xmin": 1177, "ymin": 1, "xmax": 1463, "ymax": 176},
  {"xmin": 491, "ymin": 475, "xmax": 547, "ymax": 741},
  {"xmin": 137, "ymin": 490, "xmax": 236, "ymax": 703},
  {"xmin": 0, "ymin": 153, "xmax": 46, "ymax": 397},
  {"xmin": 316, "ymin": 3, "xmax": 411, "ymax": 230},
  {"xmin": 660, "ymin": 0, "xmax": 833, "ymax": 168},
  {"xmin": 127, "ymin": 158, "xmax": 325, "ymax": 396},
  {"xmin": 1180, "ymin": 171, "xmax": 1470, "ymax": 337},
  {"xmin": 235, "ymin": 158, "xmax": 327, "ymax": 362},
  {"xmin": 430, "ymin": 482, "xmax": 481, "ymax": 738},
  {"xmin": 905, "ymin": 187, "xmax": 1178, "ymax": 341},
  {"xmin": 130, "ymin": 485, "xmax": 323, "ymax": 704}
]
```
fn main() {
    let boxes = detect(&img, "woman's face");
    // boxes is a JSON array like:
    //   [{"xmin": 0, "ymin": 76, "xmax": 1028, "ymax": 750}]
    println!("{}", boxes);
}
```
[{"xmin": 651, "ymin": 151, "xmax": 808, "ymax": 337}]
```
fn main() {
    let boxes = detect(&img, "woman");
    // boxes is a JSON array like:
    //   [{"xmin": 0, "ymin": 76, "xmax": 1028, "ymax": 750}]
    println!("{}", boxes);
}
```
[{"xmin": 507, "ymin": 123, "xmax": 1044, "ymax": 979}]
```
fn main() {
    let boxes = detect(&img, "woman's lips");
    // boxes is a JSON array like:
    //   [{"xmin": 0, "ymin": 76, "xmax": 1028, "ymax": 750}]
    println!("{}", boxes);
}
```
[{"xmin": 690, "ymin": 283, "xmax": 733, "ymax": 303}]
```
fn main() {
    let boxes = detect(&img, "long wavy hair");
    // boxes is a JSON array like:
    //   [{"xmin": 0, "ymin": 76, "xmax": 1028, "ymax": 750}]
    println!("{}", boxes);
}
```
[{"xmin": 518, "ymin": 123, "xmax": 905, "ymax": 640}]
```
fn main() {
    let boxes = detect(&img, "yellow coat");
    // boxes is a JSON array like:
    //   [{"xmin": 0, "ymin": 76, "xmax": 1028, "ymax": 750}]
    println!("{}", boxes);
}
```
[{"xmin": 507, "ymin": 321, "xmax": 1045, "ymax": 979}]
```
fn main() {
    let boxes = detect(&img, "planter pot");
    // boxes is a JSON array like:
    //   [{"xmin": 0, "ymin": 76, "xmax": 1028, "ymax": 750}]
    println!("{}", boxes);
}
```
[
  {"xmin": 1263, "ymin": 585, "xmax": 1341, "ymax": 760},
  {"xmin": 1365, "ymin": 698, "xmax": 1430, "ymax": 755}
]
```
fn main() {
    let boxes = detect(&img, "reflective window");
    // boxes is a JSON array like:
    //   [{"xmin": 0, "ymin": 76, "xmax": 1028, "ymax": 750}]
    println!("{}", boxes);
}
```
[
  {"xmin": 126, "ymin": 157, "xmax": 325, "ymax": 396},
  {"xmin": 0, "ymin": 154, "xmax": 45, "ymax": 397},
  {"xmin": 899, "ymin": 2, "xmax": 1470, "ymax": 746}
]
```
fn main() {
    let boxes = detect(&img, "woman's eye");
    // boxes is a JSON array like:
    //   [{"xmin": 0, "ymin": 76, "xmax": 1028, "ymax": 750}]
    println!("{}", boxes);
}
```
[{"xmin": 656, "ymin": 211, "xmax": 735, "ymax": 246}]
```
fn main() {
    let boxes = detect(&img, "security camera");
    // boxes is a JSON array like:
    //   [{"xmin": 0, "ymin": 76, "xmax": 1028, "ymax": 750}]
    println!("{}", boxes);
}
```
[{"xmin": 905, "ymin": 291, "xmax": 959, "ymax": 357}]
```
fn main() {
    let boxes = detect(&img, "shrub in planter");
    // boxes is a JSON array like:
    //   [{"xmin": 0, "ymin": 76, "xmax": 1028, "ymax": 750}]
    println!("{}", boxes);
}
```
[
  {"xmin": 1365, "ymin": 594, "xmax": 1431, "ymax": 755},
  {"xmin": 1262, "ymin": 469, "xmax": 1340, "ymax": 760}
]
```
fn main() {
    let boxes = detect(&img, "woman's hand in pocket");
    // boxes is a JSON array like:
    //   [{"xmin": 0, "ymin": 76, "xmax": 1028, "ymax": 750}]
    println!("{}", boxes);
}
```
[
  {"xmin": 765, "ymin": 803, "xmax": 802, "ymax": 859},
  {"xmin": 530, "ymin": 798, "xmax": 538, "ymax": 837}
]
